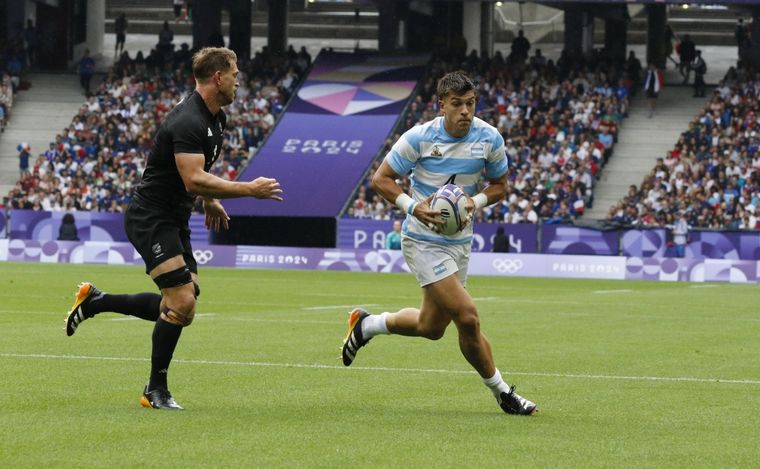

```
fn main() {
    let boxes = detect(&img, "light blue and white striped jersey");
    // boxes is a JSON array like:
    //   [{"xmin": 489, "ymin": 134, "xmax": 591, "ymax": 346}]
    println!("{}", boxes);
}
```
[{"xmin": 385, "ymin": 116, "xmax": 508, "ymax": 245}]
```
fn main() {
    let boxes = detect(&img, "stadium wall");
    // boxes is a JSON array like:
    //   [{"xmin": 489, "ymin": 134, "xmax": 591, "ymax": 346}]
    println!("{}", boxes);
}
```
[
  {"xmin": 5, "ymin": 210, "xmax": 760, "ymax": 260},
  {"xmin": 0, "ymin": 239, "xmax": 757, "ymax": 284}
]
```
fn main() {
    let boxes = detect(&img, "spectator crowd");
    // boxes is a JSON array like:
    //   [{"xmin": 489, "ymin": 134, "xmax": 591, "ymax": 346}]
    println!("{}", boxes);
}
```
[
  {"xmin": 5, "ymin": 43, "xmax": 309, "ymax": 213},
  {"xmin": 345, "ymin": 45, "xmax": 631, "ymax": 225},
  {"xmin": 608, "ymin": 65, "xmax": 760, "ymax": 231}
]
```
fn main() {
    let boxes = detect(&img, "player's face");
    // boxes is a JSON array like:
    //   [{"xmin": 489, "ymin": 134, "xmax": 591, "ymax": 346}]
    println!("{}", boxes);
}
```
[
  {"xmin": 440, "ymin": 90, "xmax": 477, "ymax": 138},
  {"xmin": 217, "ymin": 61, "xmax": 239, "ymax": 105}
]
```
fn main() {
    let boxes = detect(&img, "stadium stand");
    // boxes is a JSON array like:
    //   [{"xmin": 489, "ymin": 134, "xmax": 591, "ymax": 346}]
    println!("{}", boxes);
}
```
[
  {"xmin": 607, "ymin": 65, "xmax": 760, "ymax": 230},
  {"xmin": 345, "ymin": 48, "xmax": 630, "ymax": 224},
  {"xmin": 4, "ymin": 46, "xmax": 307, "ymax": 213},
  {"xmin": 0, "ymin": 33, "xmax": 28, "ymax": 133}
]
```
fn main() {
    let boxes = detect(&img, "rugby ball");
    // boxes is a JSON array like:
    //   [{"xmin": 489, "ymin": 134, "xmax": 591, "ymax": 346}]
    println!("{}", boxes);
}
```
[{"xmin": 430, "ymin": 184, "xmax": 468, "ymax": 235}]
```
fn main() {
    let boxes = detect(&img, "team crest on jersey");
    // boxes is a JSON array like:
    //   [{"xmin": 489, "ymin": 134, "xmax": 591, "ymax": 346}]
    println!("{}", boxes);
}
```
[
  {"xmin": 207, "ymin": 127, "xmax": 213, "ymax": 137},
  {"xmin": 431, "ymin": 145, "xmax": 442, "ymax": 157},
  {"xmin": 152, "ymin": 243, "xmax": 163, "ymax": 258},
  {"xmin": 471, "ymin": 143, "xmax": 485, "ymax": 157}
]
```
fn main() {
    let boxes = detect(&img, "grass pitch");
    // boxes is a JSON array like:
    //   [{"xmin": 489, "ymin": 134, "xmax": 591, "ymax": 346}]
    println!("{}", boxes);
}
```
[{"xmin": 1, "ymin": 262, "xmax": 759, "ymax": 468}]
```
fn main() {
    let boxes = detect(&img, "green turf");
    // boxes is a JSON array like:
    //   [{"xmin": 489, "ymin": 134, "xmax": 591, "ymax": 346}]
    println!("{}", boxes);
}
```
[{"xmin": 1, "ymin": 262, "xmax": 759, "ymax": 467}]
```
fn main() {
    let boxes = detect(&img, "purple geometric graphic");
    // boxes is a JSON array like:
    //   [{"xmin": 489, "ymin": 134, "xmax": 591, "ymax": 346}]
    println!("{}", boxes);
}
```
[
  {"xmin": 622, "ymin": 229, "xmax": 666, "ymax": 257},
  {"xmin": 226, "ymin": 52, "xmax": 427, "ymax": 218},
  {"xmin": 542, "ymin": 225, "xmax": 619, "ymax": 255}
]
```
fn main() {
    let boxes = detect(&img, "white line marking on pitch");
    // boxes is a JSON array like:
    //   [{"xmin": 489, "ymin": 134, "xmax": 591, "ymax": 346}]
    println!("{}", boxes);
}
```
[
  {"xmin": 302, "ymin": 304, "xmax": 378, "ymax": 311},
  {"xmin": 592, "ymin": 289, "xmax": 633, "ymax": 294},
  {"xmin": 110, "ymin": 313, "xmax": 216, "ymax": 322},
  {"xmin": 229, "ymin": 318, "xmax": 338, "ymax": 325},
  {"xmin": 688, "ymin": 284, "xmax": 718, "ymax": 289},
  {"xmin": 2, "ymin": 352, "xmax": 759, "ymax": 386}
]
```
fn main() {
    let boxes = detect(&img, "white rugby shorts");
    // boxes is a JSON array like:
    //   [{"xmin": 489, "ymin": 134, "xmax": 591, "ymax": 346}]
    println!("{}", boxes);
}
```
[{"xmin": 402, "ymin": 235, "xmax": 470, "ymax": 287}]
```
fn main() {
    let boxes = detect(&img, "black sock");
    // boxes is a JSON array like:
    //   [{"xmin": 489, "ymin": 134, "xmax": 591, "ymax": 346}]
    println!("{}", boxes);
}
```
[
  {"xmin": 87, "ymin": 292, "xmax": 162, "ymax": 321},
  {"xmin": 148, "ymin": 316, "xmax": 183, "ymax": 391}
]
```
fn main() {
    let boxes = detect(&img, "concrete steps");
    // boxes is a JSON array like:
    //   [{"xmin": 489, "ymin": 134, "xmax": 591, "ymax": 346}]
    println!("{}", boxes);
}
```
[
  {"xmin": 586, "ymin": 85, "xmax": 709, "ymax": 219},
  {"xmin": 0, "ymin": 74, "xmax": 85, "ymax": 197},
  {"xmin": 622, "ymin": 4, "xmax": 748, "ymax": 46}
]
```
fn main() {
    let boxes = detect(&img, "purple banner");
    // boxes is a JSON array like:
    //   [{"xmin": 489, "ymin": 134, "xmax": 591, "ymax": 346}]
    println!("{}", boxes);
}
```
[
  {"xmin": 0, "ymin": 239, "xmax": 235, "ymax": 267},
  {"xmin": 226, "ymin": 52, "xmax": 426, "ymax": 217},
  {"xmin": 621, "ymin": 229, "xmax": 667, "ymax": 258},
  {"xmin": 469, "ymin": 253, "xmax": 627, "ymax": 280},
  {"xmin": 337, "ymin": 219, "xmax": 538, "ymax": 253},
  {"xmin": 686, "ymin": 230, "xmax": 760, "ymax": 260},
  {"xmin": 624, "ymin": 256, "xmax": 760, "ymax": 283},
  {"xmin": 8, "ymin": 210, "xmax": 210, "ymax": 244},
  {"xmin": 0, "ymin": 210, "xmax": 6, "ymax": 238},
  {"xmin": 621, "ymin": 228, "xmax": 760, "ymax": 260},
  {"xmin": 541, "ymin": 225, "xmax": 620, "ymax": 255},
  {"xmin": 3, "ymin": 239, "xmax": 759, "ymax": 284}
]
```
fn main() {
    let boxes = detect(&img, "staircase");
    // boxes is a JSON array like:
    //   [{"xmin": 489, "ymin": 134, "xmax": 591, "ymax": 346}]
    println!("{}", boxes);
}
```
[
  {"xmin": 585, "ymin": 85, "xmax": 708, "ymax": 219},
  {"xmin": 0, "ymin": 74, "xmax": 85, "ymax": 197},
  {"xmin": 622, "ymin": 4, "xmax": 748, "ymax": 46}
]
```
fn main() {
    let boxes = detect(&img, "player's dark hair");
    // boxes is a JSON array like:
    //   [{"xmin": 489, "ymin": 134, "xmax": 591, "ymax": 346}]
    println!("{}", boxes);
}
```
[
  {"xmin": 437, "ymin": 71, "xmax": 475, "ymax": 99},
  {"xmin": 192, "ymin": 47, "xmax": 237, "ymax": 83}
]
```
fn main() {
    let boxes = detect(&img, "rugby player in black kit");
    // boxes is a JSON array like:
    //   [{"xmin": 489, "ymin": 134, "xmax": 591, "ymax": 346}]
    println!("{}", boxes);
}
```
[{"xmin": 64, "ymin": 47, "xmax": 283, "ymax": 410}]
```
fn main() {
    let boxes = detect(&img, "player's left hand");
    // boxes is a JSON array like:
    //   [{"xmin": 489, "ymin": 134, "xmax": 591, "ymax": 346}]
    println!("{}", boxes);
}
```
[
  {"xmin": 203, "ymin": 198, "xmax": 230, "ymax": 231},
  {"xmin": 419, "ymin": 193, "xmax": 446, "ymax": 233},
  {"xmin": 461, "ymin": 195, "xmax": 476, "ymax": 229}
]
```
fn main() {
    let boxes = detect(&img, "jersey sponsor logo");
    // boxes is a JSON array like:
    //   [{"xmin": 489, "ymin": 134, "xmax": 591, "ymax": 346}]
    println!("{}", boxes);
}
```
[
  {"xmin": 430, "ymin": 145, "xmax": 442, "ymax": 157},
  {"xmin": 207, "ymin": 127, "xmax": 213, "ymax": 137}
]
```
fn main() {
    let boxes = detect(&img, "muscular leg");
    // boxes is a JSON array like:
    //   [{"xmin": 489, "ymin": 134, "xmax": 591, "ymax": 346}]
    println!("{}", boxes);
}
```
[
  {"xmin": 385, "ymin": 291, "xmax": 451, "ymax": 340},
  {"xmin": 424, "ymin": 275, "xmax": 495, "ymax": 378},
  {"xmin": 370, "ymin": 273, "xmax": 494, "ymax": 377},
  {"xmin": 85, "ymin": 291, "xmax": 162, "ymax": 321},
  {"xmin": 147, "ymin": 255, "xmax": 197, "ymax": 391}
]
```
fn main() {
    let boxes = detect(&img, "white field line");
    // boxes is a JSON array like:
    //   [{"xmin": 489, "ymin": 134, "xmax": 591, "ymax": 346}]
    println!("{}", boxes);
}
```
[
  {"xmin": 6, "ymin": 309, "xmax": 760, "ymax": 323},
  {"xmin": 229, "ymin": 318, "xmax": 340, "ymax": 325},
  {"xmin": 688, "ymin": 284, "xmax": 719, "ymax": 288},
  {"xmin": 110, "ymin": 313, "xmax": 216, "ymax": 322},
  {"xmin": 592, "ymin": 289, "xmax": 633, "ymax": 294},
  {"xmin": 2, "ymin": 352, "xmax": 759, "ymax": 385},
  {"xmin": 302, "ymin": 304, "xmax": 378, "ymax": 311}
]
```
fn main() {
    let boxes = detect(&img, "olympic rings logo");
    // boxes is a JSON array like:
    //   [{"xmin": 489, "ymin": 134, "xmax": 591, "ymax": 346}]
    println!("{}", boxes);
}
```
[
  {"xmin": 492, "ymin": 258, "xmax": 523, "ymax": 273},
  {"xmin": 194, "ymin": 250, "xmax": 214, "ymax": 265}
]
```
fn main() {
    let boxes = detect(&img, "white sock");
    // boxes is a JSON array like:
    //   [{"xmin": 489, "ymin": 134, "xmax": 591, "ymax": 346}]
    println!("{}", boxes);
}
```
[
  {"xmin": 361, "ymin": 312, "xmax": 390, "ymax": 339},
  {"xmin": 482, "ymin": 368, "xmax": 510, "ymax": 398}
]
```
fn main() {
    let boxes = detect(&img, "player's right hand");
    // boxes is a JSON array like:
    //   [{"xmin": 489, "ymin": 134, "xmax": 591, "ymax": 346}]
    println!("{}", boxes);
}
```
[
  {"xmin": 248, "ymin": 177, "xmax": 282, "ymax": 201},
  {"xmin": 249, "ymin": 177, "xmax": 283, "ymax": 201},
  {"xmin": 413, "ymin": 193, "xmax": 445, "ymax": 232}
]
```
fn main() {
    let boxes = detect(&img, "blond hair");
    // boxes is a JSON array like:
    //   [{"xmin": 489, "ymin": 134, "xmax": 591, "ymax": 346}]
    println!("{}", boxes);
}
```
[{"xmin": 192, "ymin": 47, "xmax": 237, "ymax": 83}]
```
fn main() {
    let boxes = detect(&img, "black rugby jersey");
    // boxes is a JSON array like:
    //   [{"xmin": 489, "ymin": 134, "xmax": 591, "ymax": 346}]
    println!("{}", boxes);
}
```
[{"xmin": 135, "ymin": 90, "xmax": 226, "ymax": 215}]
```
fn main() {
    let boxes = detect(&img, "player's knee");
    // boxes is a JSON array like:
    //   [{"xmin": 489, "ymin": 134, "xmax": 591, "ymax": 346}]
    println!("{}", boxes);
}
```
[
  {"xmin": 162, "ymin": 294, "xmax": 196, "ymax": 327},
  {"xmin": 456, "ymin": 308, "xmax": 481, "ymax": 337},
  {"xmin": 183, "ymin": 308, "xmax": 196, "ymax": 326}
]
